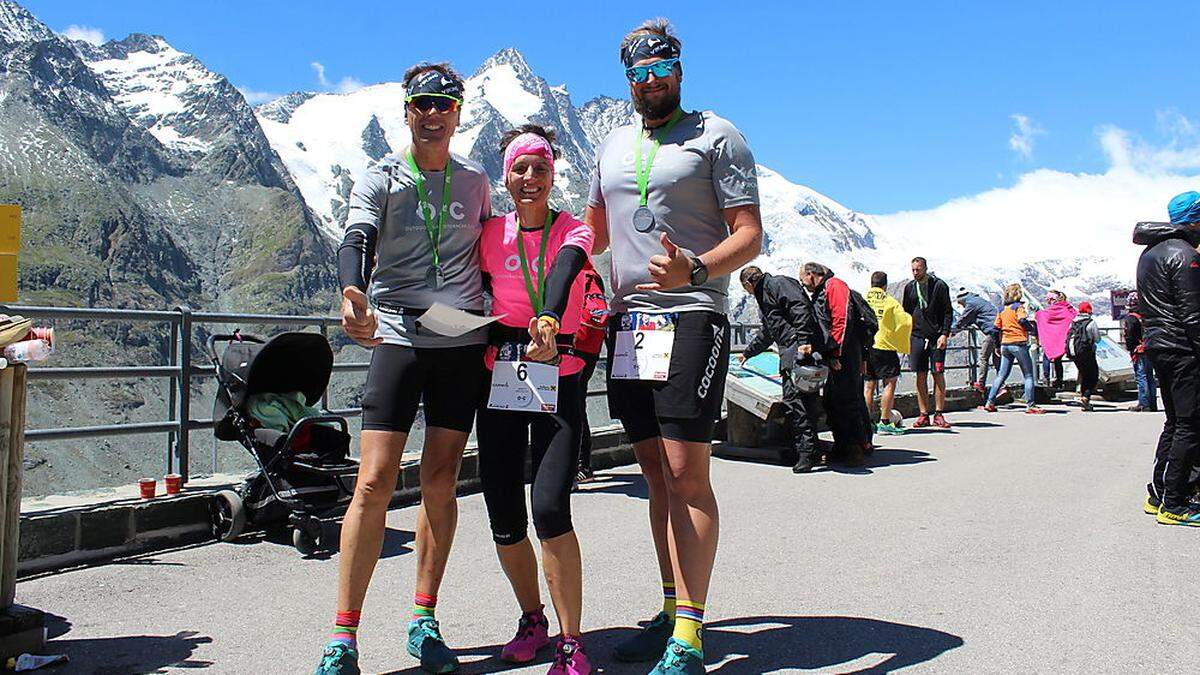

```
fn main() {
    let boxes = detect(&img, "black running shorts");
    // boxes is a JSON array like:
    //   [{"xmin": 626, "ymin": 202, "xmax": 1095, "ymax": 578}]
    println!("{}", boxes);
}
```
[
  {"xmin": 908, "ymin": 336, "xmax": 946, "ymax": 374},
  {"xmin": 361, "ymin": 343, "xmax": 487, "ymax": 433},
  {"xmin": 605, "ymin": 311, "xmax": 730, "ymax": 444},
  {"xmin": 865, "ymin": 348, "xmax": 901, "ymax": 381}
]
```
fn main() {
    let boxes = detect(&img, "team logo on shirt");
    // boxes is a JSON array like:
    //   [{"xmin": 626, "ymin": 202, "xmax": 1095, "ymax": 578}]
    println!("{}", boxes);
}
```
[
  {"xmin": 503, "ymin": 254, "xmax": 545, "ymax": 272},
  {"xmin": 416, "ymin": 202, "xmax": 467, "ymax": 222}
]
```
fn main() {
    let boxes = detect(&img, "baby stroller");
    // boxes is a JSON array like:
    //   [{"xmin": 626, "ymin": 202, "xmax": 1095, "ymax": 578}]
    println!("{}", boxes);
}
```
[{"xmin": 206, "ymin": 331, "xmax": 358, "ymax": 554}]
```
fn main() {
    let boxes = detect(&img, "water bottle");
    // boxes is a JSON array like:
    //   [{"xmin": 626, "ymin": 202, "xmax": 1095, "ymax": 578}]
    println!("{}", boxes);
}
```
[{"xmin": 3, "ymin": 339, "xmax": 51, "ymax": 363}]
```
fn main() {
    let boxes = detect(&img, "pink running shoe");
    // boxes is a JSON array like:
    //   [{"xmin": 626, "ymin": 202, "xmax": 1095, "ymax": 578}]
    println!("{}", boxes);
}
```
[
  {"xmin": 547, "ymin": 636, "xmax": 591, "ymax": 675},
  {"xmin": 500, "ymin": 609, "xmax": 550, "ymax": 663}
]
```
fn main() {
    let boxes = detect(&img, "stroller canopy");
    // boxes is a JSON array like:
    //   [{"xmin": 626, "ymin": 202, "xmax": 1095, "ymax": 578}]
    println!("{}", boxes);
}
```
[{"xmin": 213, "ymin": 332, "xmax": 334, "ymax": 440}]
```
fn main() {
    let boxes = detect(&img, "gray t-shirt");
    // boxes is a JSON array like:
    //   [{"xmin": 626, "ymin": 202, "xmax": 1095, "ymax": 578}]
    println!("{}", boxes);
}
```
[
  {"xmin": 345, "ymin": 151, "xmax": 492, "ymax": 347},
  {"xmin": 588, "ymin": 110, "xmax": 758, "ymax": 314}
]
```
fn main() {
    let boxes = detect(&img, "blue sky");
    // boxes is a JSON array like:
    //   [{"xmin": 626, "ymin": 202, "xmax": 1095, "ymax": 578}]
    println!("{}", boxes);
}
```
[{"xmin": 25, "ymin": 1, "xmax": 1199, "ymax": 215}]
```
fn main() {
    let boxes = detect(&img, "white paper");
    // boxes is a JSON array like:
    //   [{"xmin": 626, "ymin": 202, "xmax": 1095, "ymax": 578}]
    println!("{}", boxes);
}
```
[
  {"xmin": 611, "ymin": 329, "xmax": 675, "ymax": 381},
  {"xmin": 417, "ymin": 303, "xmax": 502, "ymax": 337},
  {"xmin": 487, "ymin": 360, "xmax": 559, "ymax": 413}
]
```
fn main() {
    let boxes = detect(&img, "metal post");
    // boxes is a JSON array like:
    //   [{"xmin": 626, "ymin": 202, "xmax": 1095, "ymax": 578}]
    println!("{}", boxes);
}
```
[
  {"xmin": 166, "ymin": 319, "xmax": 178, "ymax": 476},
  {"xmin": 967, "ymin": 328, "xmax": 979, "ymax": 385},
  {"xmin": 175, "ymin": 305, "xmax": 192, "ymax": 483},
  {"xmin": 319, "ymin": 319, "xmax": 330, "ymax": 411}
]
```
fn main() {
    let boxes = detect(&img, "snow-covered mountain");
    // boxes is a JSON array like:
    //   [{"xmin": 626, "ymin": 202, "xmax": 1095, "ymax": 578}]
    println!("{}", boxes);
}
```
[
  {"xmin": 0, "ymin": 0, "xmax": 332, "ymax": 313},
  {"xmin": 257, "ymin": 48, "xmax": 625, "ymax": 239}
]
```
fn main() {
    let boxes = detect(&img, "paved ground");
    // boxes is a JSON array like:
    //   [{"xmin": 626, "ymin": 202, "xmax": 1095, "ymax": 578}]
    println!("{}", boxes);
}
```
[{"xmin": 18, "ymin": 399, "xmax": 1199, "ymax": 674}]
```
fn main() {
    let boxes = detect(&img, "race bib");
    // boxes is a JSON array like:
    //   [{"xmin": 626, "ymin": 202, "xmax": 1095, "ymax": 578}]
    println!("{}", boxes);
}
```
[
  {"xmin": 611, "ymin": 313, "xmax": 677, "ymax": 381},
  {"xmin": 487, "ymin": 342, "xmax": 559, "ymax": 413}
]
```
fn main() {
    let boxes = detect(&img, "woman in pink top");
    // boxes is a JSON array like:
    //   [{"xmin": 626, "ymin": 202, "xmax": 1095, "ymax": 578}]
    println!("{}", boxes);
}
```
[{"xmin": 476, "ymin": 124, "xmax": 594, "ymax": 675}]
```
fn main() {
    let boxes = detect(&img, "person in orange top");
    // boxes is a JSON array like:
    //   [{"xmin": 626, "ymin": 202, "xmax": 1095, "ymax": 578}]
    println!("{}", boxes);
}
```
[{"xmin": 984, "ymin": 283, "xmax": 1045, "ymax": 414}]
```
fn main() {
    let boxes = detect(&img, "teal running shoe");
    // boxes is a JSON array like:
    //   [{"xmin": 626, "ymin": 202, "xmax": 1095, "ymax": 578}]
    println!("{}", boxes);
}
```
[
  {"xmin": 650, "ymin": 638, "xmax": 705, "ymax": 674},
  {"xmin": 614, "ymin": 611, "xmax": 674, "ymax": 662},
  {"xmin": 407, "ymin": 617, "xmax": 459, "ymax": 673},
  {"xmin": 314, "ymin": 642, "xmax": 360, "ymax": 675}
]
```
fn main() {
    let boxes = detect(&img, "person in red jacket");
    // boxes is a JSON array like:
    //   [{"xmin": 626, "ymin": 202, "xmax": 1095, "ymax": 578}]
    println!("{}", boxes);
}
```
[
  {"xmin": 570, "ymin": 261, "xmax": 608, "ymax": 483},
  {"xmin": 802, "ymin": 262, "xmax": 873, "ymax": 466}
]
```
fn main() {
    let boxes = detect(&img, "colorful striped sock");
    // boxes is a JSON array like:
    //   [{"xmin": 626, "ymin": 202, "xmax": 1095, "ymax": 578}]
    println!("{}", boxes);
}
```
[
  {"xmin": 661, "ymin": 582, "xmax": 677, "ymax": 619},
  {"xmin": 331, "ymin": 610, "xmax": 361, "ymax": 648},
  {"xmin": 673, "ymin": 600, "xmax": 705, "ymax": 652},
  {"xmin": 412, "ymin": 592, "xmax": 437, "ymax": 621}
]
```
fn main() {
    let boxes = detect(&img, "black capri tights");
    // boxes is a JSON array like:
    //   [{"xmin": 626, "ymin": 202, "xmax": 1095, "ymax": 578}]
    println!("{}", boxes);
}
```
[{"xmin": 477, "ymin": 372, "xmax": 583, "ymax": 545}]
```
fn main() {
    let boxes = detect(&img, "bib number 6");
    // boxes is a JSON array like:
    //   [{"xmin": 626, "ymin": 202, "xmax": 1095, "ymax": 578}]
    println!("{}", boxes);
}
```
[{"xmin": 517, "ymin": 363, "xmax": 528, "ymax": 382}]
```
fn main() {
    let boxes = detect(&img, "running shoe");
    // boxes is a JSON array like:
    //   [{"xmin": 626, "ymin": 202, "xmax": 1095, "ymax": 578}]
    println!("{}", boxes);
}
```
[
  {"xmin": 1144, "ymin": 494, "xmax": 1161, "ymax": 515},
  {"xmin": 501, "ymin": 611, "xmax": 550, "ymax": 663},
  {"xmin": 1025, "ymin": 406, "xmax": 1046, "ymax": 415},
  {"xmin": 650, "ymin": 638, "xmax": 705, "ymax": 675},
  {"xmin": 983, "ymin": 403, "xmax": 998, "ymax": 413},
  {"xmin": 407, "ymin": 617, "xmax": 459, "ymax": 673},
  {"xmin": 875, "ymin": 422, "xmax": 905, "ymax": 436},
  {"xmin": 547, "ymin": 636, "xmax": 592, "ymax": 675},
  {"xmin": 314, "ymin": 642, "xmax": 360, "ymax": 675},
  {"xmin": 1157, "ymin": 504, "xmax": 1200, "ymax": 527},
  {"xmin": 576, "ymin": 467, "xmax": 596, "ymax": 484},
  {"xmin": 1130, "ymin": 405, "xmax": 1145, "ymax": 413},
  {"xmin": 613, "ymin": 611, "xmax": 673, "ymax": 662},
  {"xmin": 1080, "ymin": 400, "xmax": 1094, "ymax": 412},
  {"xmin": 912, "ymin": 414, "xmax": 931, "ymax": 428},
  {"xmin": 932, "ymin": 413, "xmax": 951, "ymax": 429},
  {"xmin": 971, "ymin": 381, "xmax": 988, "ymax": 393}
]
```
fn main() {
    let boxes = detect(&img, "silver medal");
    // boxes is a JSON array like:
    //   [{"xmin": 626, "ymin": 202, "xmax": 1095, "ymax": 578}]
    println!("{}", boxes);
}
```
[
  {"xmin": 425, "ymin": 264, "xmax": 445, "ymax": 290},
  {"xmin": 632, "ymin": 206, "xmax": 656, "ymax": 233}
]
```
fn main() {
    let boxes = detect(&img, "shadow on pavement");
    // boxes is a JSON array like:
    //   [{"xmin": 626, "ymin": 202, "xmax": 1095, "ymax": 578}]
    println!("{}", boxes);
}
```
[
  {"xmin": 576, "ymin": 474, "xmax": 648, "ymax": 501},
  {"xmin": 381, "ymin": 614, "xmax": 963, "ymax": 674},
  {"xmin": 824, "ymin": 448, "xmax": 937, "ymax": 475},
  {"xmin": 42, "ymin": 611, "xmax": 212, "ymax": 675},
  {"xmin": 949, "ymin": 421, "xmax": 1003, "ymax": 428}
]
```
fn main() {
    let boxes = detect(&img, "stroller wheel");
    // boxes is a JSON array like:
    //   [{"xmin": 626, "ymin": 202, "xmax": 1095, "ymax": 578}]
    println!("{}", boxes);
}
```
[
  {"xmin": 292, "ymin": 515, "xmax": 323, "ymax": 555},
  {"xmin": 211, "ymin": 490, "xmax": 246, "ymax": 542}
]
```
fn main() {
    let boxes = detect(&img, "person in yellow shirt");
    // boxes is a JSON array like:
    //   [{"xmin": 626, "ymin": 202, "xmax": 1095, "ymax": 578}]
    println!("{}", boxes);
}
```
[{"xmin": 863, "ymin": 272, "xmax": 912, "ymax": 435}]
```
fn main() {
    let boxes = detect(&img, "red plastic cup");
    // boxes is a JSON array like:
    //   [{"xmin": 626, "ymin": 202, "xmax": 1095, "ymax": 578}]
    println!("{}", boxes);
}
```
[
  {"xmin": 138, "ymin": 478, "xmax": 156, "ymax": 499},
  {"xmin": 164, "ymin": 474, "xmax": 182, "ymax": 495}
]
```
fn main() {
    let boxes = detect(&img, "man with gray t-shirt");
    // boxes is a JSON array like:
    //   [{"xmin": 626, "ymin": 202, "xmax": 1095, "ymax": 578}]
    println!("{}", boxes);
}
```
[
  {"xmin": 585, "ymin": 19, "xmax": 763, "ymax": 674},
  {"xmin": 319, "ymin": 63, "xmax": 489, "ymax": 675}
]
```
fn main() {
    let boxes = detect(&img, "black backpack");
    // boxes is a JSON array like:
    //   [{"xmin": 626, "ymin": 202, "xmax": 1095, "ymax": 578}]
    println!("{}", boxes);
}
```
[
  {"xmin": 1066, "ymin": 318, "xmax": 1096, "ymax": 359},
  {"xmin": 850, "ymin": 290, "xmax": 879, "ymax": 346}
]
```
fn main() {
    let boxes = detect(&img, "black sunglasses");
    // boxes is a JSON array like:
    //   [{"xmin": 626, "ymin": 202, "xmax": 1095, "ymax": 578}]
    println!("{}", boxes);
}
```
[{"xmin": 405, "ymin": 95, "xmax": 461, "ymax": 113}]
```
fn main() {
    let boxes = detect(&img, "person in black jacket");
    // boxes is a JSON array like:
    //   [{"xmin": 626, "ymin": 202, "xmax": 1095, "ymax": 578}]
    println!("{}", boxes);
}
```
[
  {"xmin": 1135, "ymin": 190, "xmax": 1200, "ymax": 526},
  {"xmin": 1121, "ymin": 291, "xmax": 1158, "ymax": 412},
  {"xmin": 902, "ymin": 257, "xmax": 954, "ymax": 428},
  {"xmin": 804, "ymin": 263, "xmax": 874, "ymax": 467},
  {"xmin": 739, "ymin": 266, "xmax": 822, "ymax": 473}
]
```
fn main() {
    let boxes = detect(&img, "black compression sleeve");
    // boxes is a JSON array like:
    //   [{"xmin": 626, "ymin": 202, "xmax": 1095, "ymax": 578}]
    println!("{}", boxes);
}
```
[
  {"xmin": 540, "ymin": 245, "xmax": 587, "ymax": 320},
  {"xmin": 337, "ymin": 223, "xmax": 377, "ymax": 292}
]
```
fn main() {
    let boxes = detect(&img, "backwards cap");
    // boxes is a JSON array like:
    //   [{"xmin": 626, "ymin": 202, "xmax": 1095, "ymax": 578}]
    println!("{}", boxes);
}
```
[{"xmin": 406, "ymin": 68, "xmax": 464, "ymax": 101}]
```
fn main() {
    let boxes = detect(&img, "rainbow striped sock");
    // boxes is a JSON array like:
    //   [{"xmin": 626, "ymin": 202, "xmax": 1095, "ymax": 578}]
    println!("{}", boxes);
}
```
[
  {"xmin": 673, "ymin": 600, "xmax": 705, "ymax": 652},
  {"xmin": 412, "ymin": 592, "xmax": 437, "ymax": 622},
  {"xmin": 331, "ymin": 610, "xmax": 360, "ymax": 649},
  {"xmin": 662, "ymin": 582, "xmax": 677, "ymax": 619}
]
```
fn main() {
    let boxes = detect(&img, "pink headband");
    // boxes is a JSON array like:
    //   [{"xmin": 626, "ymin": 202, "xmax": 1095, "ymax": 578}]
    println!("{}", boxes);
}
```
[{"xmin": 503, "ymin": 133, "xmax": 555, "ymax": 179}]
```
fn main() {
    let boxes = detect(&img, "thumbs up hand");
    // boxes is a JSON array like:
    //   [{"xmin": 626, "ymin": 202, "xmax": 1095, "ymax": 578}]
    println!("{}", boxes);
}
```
[{"xmin": 636, "ymin": 233, "xmax": 693, "ymax": 291}]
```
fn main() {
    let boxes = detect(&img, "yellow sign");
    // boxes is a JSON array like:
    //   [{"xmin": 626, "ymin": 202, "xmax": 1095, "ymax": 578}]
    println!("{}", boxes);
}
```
[{"xmin": 0, "ymin": 206, "xmax": 19, "ymax": 302}]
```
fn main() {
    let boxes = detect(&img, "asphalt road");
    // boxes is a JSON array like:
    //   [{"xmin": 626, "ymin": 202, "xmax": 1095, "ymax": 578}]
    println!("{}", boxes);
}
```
[{"xmin": 19, "ymin": 400, "xmax": 1198, "ymax": 674}]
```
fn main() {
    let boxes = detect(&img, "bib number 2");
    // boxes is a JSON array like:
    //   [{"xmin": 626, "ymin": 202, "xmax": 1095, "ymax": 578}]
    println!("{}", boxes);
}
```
[{"xmin": 612, "ymin": 329, "xmax": 675, "ymax": 381}]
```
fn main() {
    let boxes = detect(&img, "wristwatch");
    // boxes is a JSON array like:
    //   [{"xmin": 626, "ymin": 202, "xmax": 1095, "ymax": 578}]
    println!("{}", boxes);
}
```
[{"xmin": 689, "ymin": 257, "xmax": 709, "ymax": 286}]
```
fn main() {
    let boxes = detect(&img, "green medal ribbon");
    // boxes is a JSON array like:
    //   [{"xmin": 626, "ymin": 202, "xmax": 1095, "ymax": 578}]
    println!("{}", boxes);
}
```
[
  {"xmin": 633, "ymin": 108, "xmax": 684, "ymax": 207},
  {"xmin": 516, "ymin": 210, "xmax": 554, "ymax": 315},
  {"xmin": 405, "ymin": 149, "xmax": 454, "ymax": 267}
]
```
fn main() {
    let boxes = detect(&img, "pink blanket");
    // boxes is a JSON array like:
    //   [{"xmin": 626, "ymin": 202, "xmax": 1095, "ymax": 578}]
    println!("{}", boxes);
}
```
[{"xmin": 1035, "ymin": 302, "xmax": 1077, "ymax": 359}]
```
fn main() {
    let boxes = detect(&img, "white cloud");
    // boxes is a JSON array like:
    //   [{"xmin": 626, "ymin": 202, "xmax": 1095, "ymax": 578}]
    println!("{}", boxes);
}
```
[
  {"xmin": 1008, "ymin": 114, "xmax": 1044, "ymax": 160},
  {"xmin": 60, "ymin": 24, "xmax": 105, "ymax": 46},
  {"xmin": 237, "ymin": 87, "xmax": 281, "ymax": 106},
  {"xmin": 873, "ymin": 116, "xmax": 1200, "ymax": 287},
  {"xmin": 311, "ymin": 61, "xmax": 363, "ymax": 94}
]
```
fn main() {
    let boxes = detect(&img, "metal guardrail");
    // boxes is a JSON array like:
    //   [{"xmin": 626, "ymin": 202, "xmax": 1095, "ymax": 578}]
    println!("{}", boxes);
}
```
[{"xmin": 7, "ymin": 306, "xmax": 991, "ymax": 484}]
